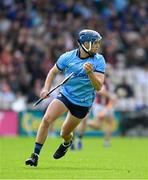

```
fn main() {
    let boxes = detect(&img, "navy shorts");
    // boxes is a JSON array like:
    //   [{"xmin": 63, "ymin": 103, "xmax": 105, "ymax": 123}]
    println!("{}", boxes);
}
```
[{"xmin": 56, "ymin": 93, "xmax": 90, "ymax": 119}]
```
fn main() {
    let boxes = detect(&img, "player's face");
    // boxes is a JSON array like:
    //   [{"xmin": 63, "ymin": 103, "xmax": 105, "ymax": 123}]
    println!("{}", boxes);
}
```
[
  {"xmin": 91, "ymin": 39, "xmax": 101, "ymax": 53},
  {"xmin": 83, "ymin": 39, "xmax": 101, "ymax": 54}
]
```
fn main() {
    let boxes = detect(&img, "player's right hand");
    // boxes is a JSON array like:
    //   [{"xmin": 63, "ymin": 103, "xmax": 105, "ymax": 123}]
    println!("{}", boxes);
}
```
[{"xmin": 40, "ymin": 89, "xmax": 48, "ymax": 99}]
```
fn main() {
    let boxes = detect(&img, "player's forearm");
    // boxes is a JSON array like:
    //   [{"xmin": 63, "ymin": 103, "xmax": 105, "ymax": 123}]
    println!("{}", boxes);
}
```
[{"xmin": 88, "ymin": 72, "xmax": 103, "ymax": 91}]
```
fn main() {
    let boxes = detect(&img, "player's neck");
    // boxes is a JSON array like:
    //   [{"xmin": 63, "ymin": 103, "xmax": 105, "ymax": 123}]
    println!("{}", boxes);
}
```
[{"xmin": 79, "ymin": 48, "xmax": 90, "ymax": 59}]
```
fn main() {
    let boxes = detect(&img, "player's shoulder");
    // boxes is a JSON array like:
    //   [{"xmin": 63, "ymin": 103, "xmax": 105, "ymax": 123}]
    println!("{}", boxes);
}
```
[
  {"xmin": 62, "ymin": 49, "xmax": 77, "ymax": 58},
  {"xmin": 95, "ymin": 53, "xmax": 105, "ymax": 60},
  {"xmin": 94, "ymin": 53, "xmax": 106, "ymax": 64}
]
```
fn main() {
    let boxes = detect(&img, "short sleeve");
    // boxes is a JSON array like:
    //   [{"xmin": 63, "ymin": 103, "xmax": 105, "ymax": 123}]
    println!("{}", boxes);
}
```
[
  {"xmin": 56, "ymin": 53, "xmax": 67, "ymax": 71},
  {"xmin": 95, "ymin": 55, "xmax": 106, "ymax": 74}
]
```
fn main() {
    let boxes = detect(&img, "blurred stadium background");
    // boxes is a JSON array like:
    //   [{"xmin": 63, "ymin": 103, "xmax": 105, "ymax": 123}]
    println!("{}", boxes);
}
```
[{"xmin": 0, "ymin": 0, "xmax": 148, "ymax": 137}]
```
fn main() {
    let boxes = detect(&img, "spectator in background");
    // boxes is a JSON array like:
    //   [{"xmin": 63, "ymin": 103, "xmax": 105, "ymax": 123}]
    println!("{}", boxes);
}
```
[
  {"xmin": 11, "ymin": 91, "xmax": 27, "ymax": 112},
  {"xmin": 27, "ymin": 79, "xmax": 42, "ymax": 104},
  {"xmin": 0, "ymin": 80, "xmax": 15, "ymax": 109},
  {"xmin": 115, "ymin": 77, "xmax": 135, "ymax": 111},
  {"xmin": 115, "ymin": 77, "xmax": 134, "ymax": 98}
]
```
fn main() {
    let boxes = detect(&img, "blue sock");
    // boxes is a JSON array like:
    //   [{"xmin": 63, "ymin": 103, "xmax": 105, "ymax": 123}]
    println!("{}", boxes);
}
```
[{"xmin": 34, "ymin": 142, "xmax": 43, "ymax": 155}]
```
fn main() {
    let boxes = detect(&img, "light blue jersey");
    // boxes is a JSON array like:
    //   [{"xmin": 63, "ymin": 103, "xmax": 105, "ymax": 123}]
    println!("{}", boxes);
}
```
[{"xmin": 56, "ymin": 49, "xmax": 106, "ymax": 107}]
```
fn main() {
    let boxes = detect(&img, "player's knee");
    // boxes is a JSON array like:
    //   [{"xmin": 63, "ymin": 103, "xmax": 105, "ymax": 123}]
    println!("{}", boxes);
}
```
[
  {"xmin": 42, "ymin": 115, "xmax": 52, "ymax": 128},
  {"xmin": 60, "ymin": 130, "xmax": 73, "ymax": 140},
  {"xmin": 60, "ymin": 130, "xmax": 69, "ymax": 139},
  {"xmin": 60, "ymin": 130, "xmax": 66, "ymax": 139}
]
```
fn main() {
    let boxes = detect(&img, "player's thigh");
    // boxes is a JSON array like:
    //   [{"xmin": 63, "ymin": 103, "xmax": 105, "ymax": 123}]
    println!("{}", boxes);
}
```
[
  {"xmin": 61, "ymin": 112, "xmax": 81, "ymax": 135},
  {"xmin": 43, "ymin": 99, "xmax": 68, "ymax": 123},
  {"xmin": 77, "ymin": 115, "xmax": 88, "ymax": 130},
  {"xmin": 106, "ymin": 113, "xmax": 114, "ymax": 125}
]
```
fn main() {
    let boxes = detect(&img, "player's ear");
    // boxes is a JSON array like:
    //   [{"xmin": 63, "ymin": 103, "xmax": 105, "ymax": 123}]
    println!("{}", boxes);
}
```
[{"xmin": 83, "ymin": 42, "xmax": 89, "ymax": 48}]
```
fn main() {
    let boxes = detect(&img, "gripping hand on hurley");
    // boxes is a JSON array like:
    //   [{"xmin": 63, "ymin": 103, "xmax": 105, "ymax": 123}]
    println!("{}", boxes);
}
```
[
  {"xmin": 83, "ymin": 62, "xmax": 104, "ymax": 91},
  {"xmin": 83, "ymin": 62, "xmax": 93, "ymax": 74},
  {"xmin": 40, "ymin": 89, "xmax": 49, "ymax": 99}
]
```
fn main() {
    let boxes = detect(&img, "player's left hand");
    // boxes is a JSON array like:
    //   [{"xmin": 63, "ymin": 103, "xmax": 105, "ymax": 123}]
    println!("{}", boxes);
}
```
[{"xmin": 83, "ymin": 62, "xmax": 93, "ymax": 74}]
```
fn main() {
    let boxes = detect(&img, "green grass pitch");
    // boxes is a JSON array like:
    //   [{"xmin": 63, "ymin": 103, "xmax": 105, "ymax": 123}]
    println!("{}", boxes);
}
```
[{"xmin": 0, "ymin": 136, "xmax": 148, "ymax": 179}]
